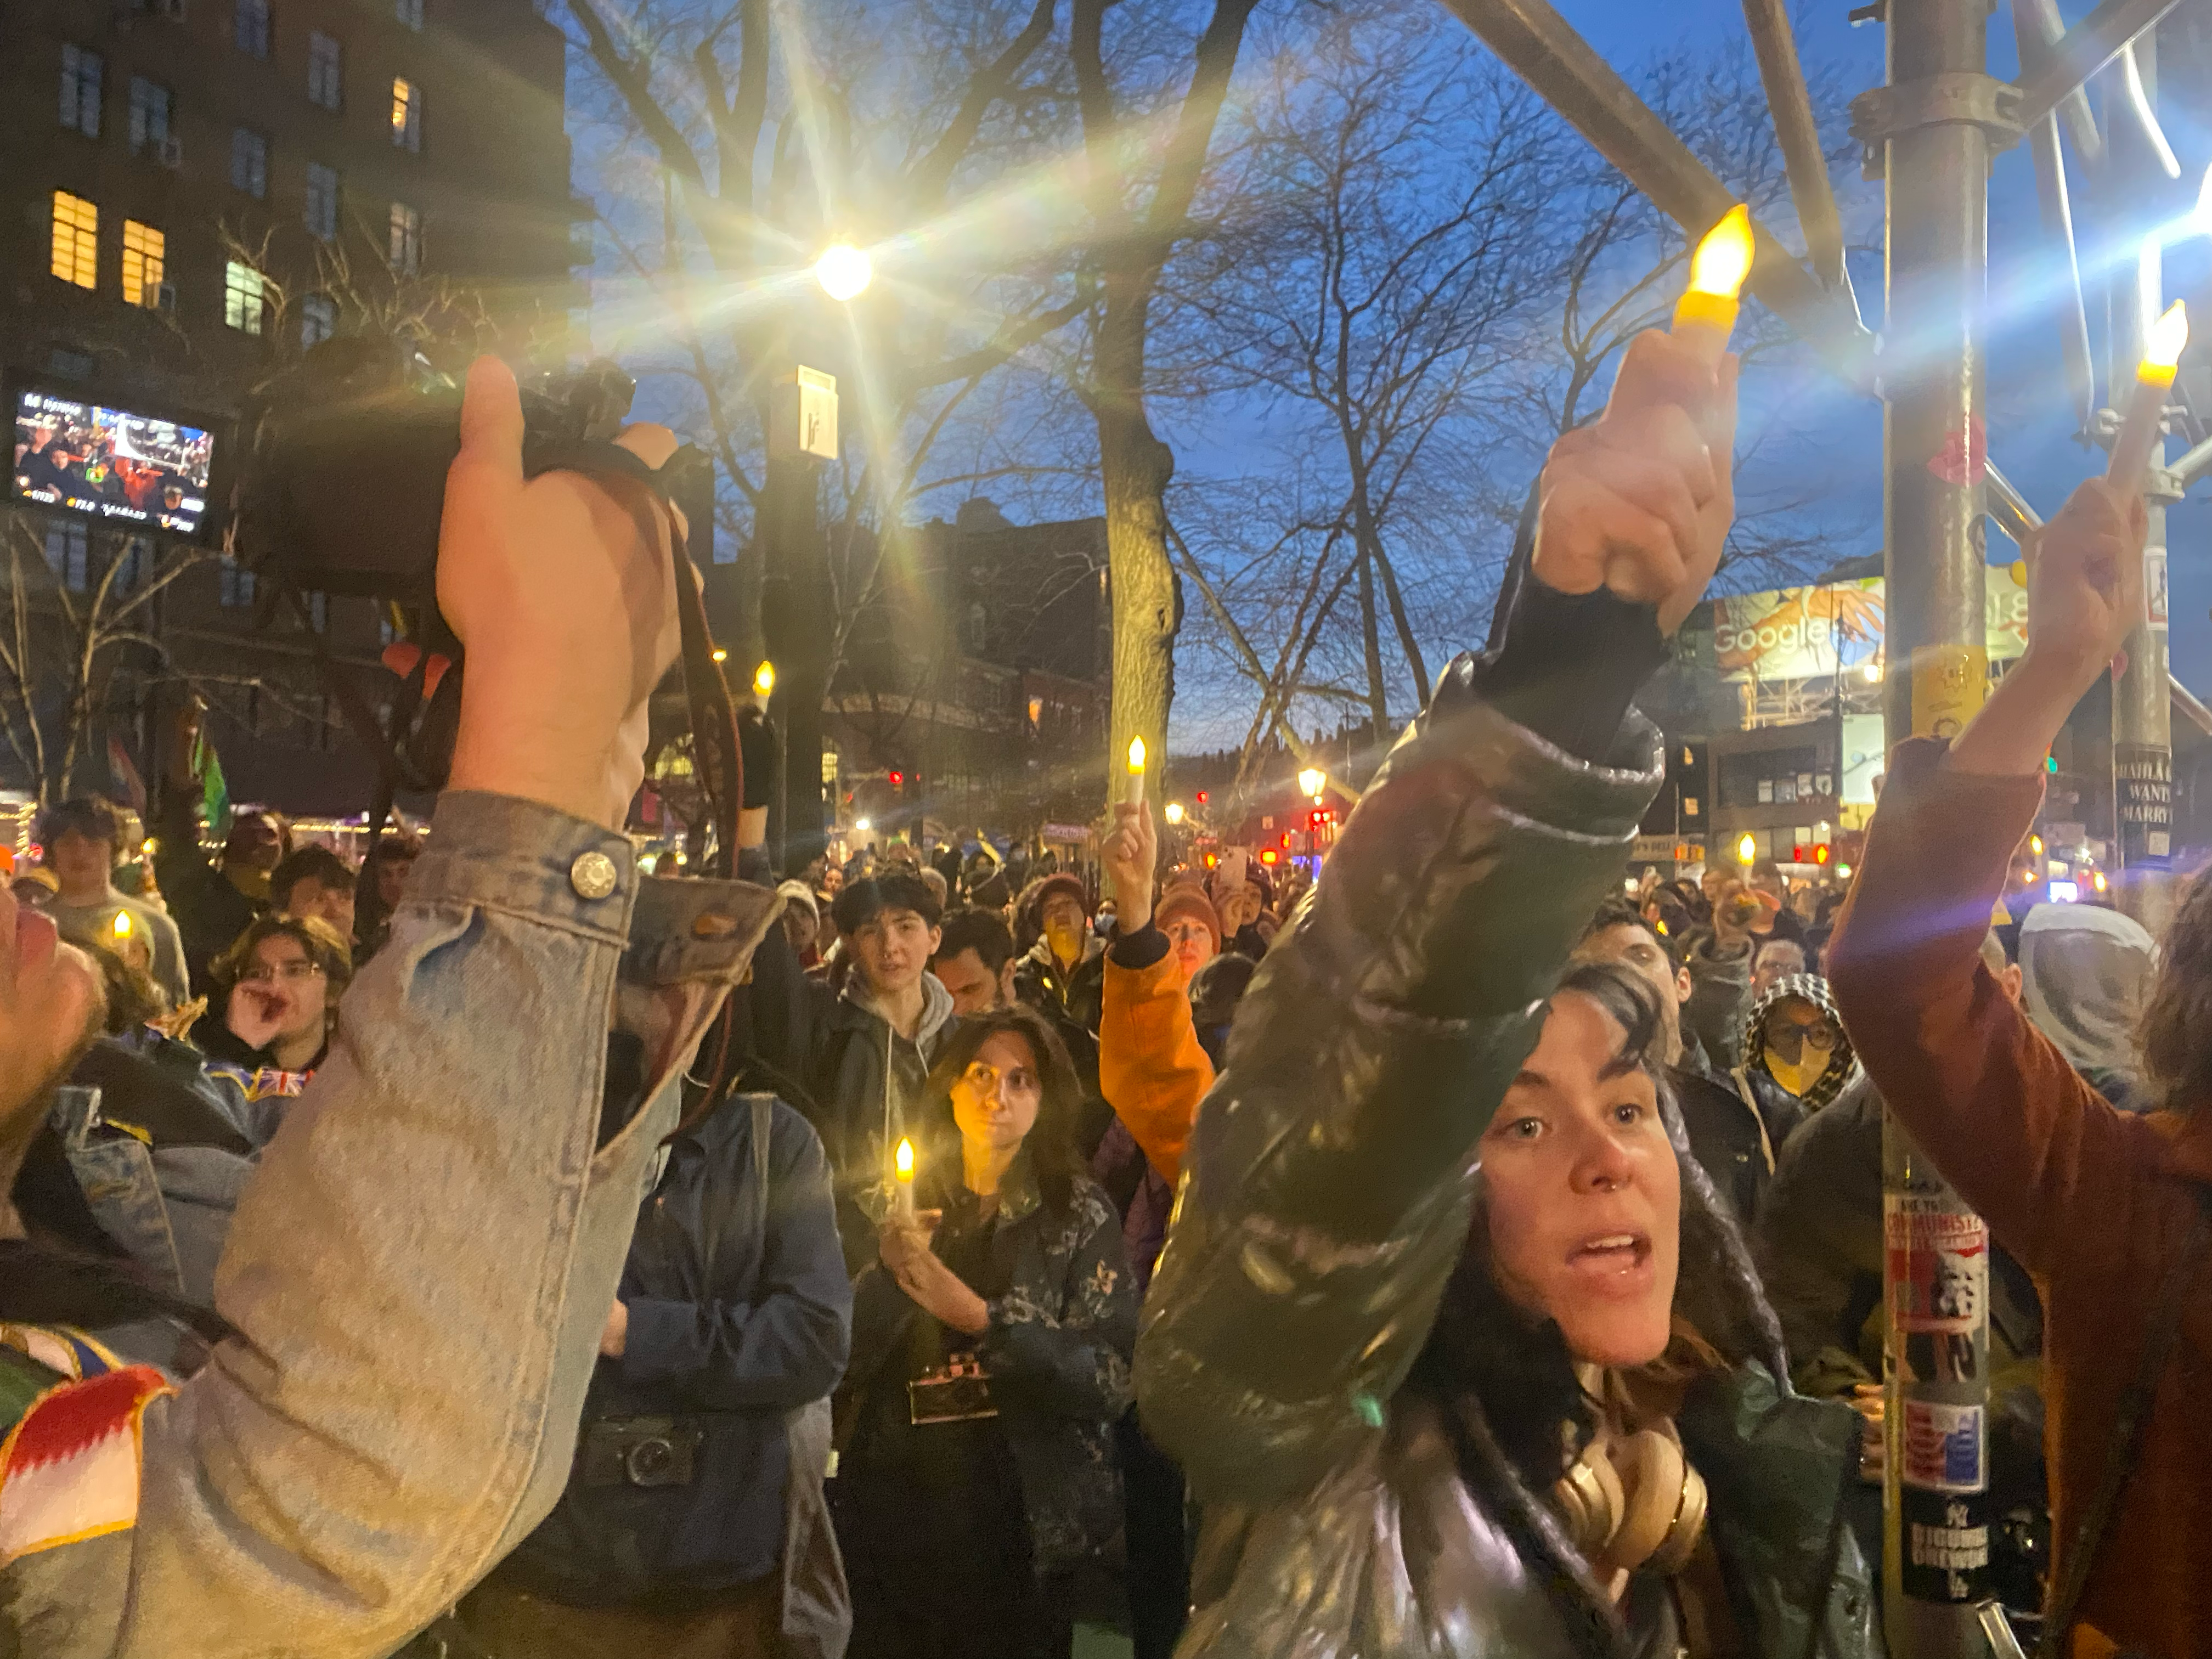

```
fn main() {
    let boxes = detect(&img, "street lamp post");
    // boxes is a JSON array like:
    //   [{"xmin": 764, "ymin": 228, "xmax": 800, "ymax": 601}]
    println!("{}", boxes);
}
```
[{"xmin": 761, "ymin": 245, "xmax": 872, "ymax": 875}]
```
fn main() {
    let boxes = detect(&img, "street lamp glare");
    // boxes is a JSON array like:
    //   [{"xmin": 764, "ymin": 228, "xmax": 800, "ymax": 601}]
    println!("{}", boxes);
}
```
[
  {"xmin": 855, "ymin": 817, "xmax": 872, "ymax": 834},
  {"xmin": 1298, "ymin": 766, "xmax": 1327, "ymax": 800},
  {"xmin": 1164, "ymin": 801, "xmax": 1186, "ymax": 826},
  {"xmin": 814, "ymin": 242, "xmax": 872, "ymax": 302}
]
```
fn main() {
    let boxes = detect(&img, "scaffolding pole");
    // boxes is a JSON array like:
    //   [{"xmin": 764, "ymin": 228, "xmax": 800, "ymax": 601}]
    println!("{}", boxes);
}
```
[
  {"xmin": 2104, "ymin": 37, "xmax": 2179, "ymax": 935},
  {"xmin": 1866, "ymin": 0, "xmax": 1999, "ymax": 1646}
]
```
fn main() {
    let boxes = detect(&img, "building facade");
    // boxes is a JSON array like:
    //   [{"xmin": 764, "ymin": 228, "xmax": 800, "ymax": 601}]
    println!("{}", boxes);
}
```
[{"xmin": 2, "ymin": 0, "xmax": 581, "ymax": 814}]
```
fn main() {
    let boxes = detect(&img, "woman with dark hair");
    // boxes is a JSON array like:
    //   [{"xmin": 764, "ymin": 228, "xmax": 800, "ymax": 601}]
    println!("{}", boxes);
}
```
[
  {"xmin": 1136, "ymin": 328, "xmax": 1875, "ymax": 1657},
  {"xmin": 834, "ymin": 1003, "xmax": 1136, "ymax": 1659}
]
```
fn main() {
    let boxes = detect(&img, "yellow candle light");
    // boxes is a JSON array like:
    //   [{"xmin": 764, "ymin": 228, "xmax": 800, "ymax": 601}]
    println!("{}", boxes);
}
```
[
  {"xmin": 2109, "ymin": 300, "xmax": 2189, "ymax": 491},
  {"xmin": 1122, "ymin": 736, "xmax": 1147, "ymax": 808},
  {"xmin": 894, "ymin": 1136, "xmax": 916, "ymax": 1219},
  {"xmin": 1671, "ymin": 205, "xmax": 1754, "ymax": 366},
  {"xmin": 753, "ymin": 661, "xmax": 776, "ymax": 698},
  {"xmin": 111, "ymin": 909, "xmax": 132, "ymax": 940}
]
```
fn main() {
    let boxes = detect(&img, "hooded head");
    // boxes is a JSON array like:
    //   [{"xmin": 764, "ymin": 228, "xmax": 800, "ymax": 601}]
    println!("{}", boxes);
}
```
[
  {"xmin": 1739, "ymin": 972, "xmax": 1859, "ymax": 1110},
  {"xmin": 2018, "ymin": 904, "xmax": 2153, "ymax": 1091}
]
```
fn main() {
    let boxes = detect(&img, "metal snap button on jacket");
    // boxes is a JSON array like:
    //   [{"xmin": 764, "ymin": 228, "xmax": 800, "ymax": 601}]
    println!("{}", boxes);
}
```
[{"xmin": 569, "ymin": 849, "xmax": 620, "ymax": 901}]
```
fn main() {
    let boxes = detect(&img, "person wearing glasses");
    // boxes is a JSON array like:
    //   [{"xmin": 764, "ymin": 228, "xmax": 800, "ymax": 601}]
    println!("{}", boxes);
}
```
[
  {"xmin": 197, "ymin": 913, "xmax": 352, "ymax": 1145},
  {"xmin": 834, "ymin": 1004, "xmax": 1136, "ymax": 1659},
  {"xmin": 1726, "ymin": 970, "xmax": 1853, "ymax": 1158}
]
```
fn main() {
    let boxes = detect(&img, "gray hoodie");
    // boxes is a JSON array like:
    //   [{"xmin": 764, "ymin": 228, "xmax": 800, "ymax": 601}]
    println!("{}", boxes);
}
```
[{"xmin": 2018, "ymin": 902, "xmax": 2154, "ymax": 1110}]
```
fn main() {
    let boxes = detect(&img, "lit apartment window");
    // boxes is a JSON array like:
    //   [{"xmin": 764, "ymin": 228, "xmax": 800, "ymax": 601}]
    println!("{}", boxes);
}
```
[
  {"xmin": 50, "ymin": 192, "xmax": 98, "ymax": 289},
  {"xmin": 45, "ymin": 520, "xmax": 89, "ymax": 594},
  {"xmin": 122, "ymin": 221, "xmax": 166, "ymax": 307},
  {"xmin": 307, "ymin": 31, "xmax": 342, "ymax": 110},
  {"xmin": 391, "ymin": 77, "xmax": 420, "ymax": 151},
  {"xmin": 301, "ymin": 292, "xmax": 336, "ymax": 346},
  {"xmin": 60, "ymin": 46, "xmax": 103, "ymax": 137},
  {"xmin": 396, "ymin": 0, "xmax": 422, "ymax": 28},
  {"xmin": 388, "ymin": 201, "xmax": 420, "ymax": 274},
  {"xmin": 231, "ymin": 127, "xmax": 268, "ymax": 197},
  {"xmin": 304, "ymin": 162, "xmax": 338, "ymax": 238},
  {"xmin": 219, "ymin": 555, "xmax": 257, "ymax": 607},
  {"xmin": 224, "ymin": 259, "xmax": 267, "ymax": 334},
  {"xmin": 234, "ymin": 0, "xmax": 269, "ymax": 55},
  {"xmin": 128, "ymin": 77, "xmax": 171, "ymax": 154}
]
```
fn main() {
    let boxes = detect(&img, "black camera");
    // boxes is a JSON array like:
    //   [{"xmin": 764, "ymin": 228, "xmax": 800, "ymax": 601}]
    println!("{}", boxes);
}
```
[
  {"xmin": 229, "ymin": 337, "xmax": 678, "ymax": 650},
  {"xmin": 579, "ymin": 1416, "xmax": 703, "ymax": 1488}
]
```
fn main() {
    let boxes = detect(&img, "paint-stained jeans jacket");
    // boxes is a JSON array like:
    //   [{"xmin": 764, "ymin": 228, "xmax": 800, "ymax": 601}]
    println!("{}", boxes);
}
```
[{"xmin": 0, "ymin": 790, "xmax": 781, "ymax": 1659}]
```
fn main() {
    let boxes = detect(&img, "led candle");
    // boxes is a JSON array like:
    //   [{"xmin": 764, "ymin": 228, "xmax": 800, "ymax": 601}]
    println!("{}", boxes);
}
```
[
  {"xmin": 2109, "ymin": 300, "xmax": 2188, "ymax": 492},
  {"xmin": 1123, "ymin": 736, "xmax": 1147, "ymax": 809},
  {"xmin": 893, "ymin": 1136, "xmax": 916, "ymax": 1220},
  {"xmin": 1671, "ymin": 205, "xmax": 1754, "ymax": 366}
]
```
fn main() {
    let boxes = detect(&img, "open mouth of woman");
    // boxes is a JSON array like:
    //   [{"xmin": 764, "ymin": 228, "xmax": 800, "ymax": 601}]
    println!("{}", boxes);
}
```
[{"xmin": 1566, "ymin": 1231, "xmax": 1652, "ymax": 1290}]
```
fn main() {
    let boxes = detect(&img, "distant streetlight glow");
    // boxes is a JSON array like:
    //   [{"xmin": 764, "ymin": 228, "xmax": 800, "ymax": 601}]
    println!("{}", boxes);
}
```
[
  {"xmin": 1164, "ymin": 801, "xmax": 1186, "ymax": 826},
  {"xmin": 855, "ymin": 817, "xmax": 872, "ymax": 834},
  {"xmin": 1298, "ymin": 766, "xmax": 1326, "ymax": 800},
  {"xmin": 711, "ymin": 647, "xmax": 728, "ymax": 663},
  {"xmin": 814, "ymin": 242, "xmax": 872, "ymax": 302}
]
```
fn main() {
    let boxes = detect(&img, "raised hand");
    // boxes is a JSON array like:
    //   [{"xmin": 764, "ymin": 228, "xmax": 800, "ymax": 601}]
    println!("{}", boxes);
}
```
[
  {"xmin": 2021, "ymin": 478, "xmax": 2147, "ymax": 695},
  {"xmin": 1534, "ymin": 330, "xmax": 1740, "ymax": 636},
  {"xmin": 440, "ymin": 357, "xmax": 687, "ymax": 831},
  {"xmin": 1102, "ymin": 801, "xmax": 1157, "ymax": 934},
  {"xmin": 1948, "ymin": 477, "xmax": 2147, "ymax": 778}
]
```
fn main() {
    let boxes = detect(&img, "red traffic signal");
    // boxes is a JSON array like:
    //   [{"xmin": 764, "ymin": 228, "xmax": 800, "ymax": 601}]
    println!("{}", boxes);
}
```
[
  {"xmin": 888, "ymin": 770, "xmax": 904, "ymax": 789},
  {"xmin": 1195, "ymin": 791, "xmax": 1209, "ymax": 805}
]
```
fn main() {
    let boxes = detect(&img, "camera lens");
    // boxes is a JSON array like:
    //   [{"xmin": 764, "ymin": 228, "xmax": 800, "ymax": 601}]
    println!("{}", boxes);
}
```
[{"xmin": 626, "ymin": 1437, "xmax": 676, "ymax": 1485}]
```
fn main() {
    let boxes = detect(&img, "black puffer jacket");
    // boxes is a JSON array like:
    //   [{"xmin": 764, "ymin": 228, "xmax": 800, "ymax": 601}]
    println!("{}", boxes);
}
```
[{"xmin": 1136, "ymin": 657, "xmax": 1876, "ymax": 1659}]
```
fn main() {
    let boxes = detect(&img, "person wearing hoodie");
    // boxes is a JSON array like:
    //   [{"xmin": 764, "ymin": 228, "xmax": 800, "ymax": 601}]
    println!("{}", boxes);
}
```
[
  {"xmin": 2016, "ymin": 901, "xmax": 2155, "ymax": 1112},
  {"xmin": 1137, "ymin": 328, "xmax": 1875, "ymax": 1658},
  {"xmin": 1726, "ymin": 970, "xmax": 1849, "ymax": 1158},
  {"xmin": 1013, "ymin": 876, "xmax": 1105, "ymax": 1071},
  {"xmin": 806, "ymin": 871, "xmax": 957, "ymax": 1269}
]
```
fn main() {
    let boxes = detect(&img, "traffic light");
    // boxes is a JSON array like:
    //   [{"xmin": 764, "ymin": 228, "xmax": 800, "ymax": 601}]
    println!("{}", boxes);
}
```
[
  {"xmin": 1813, "ymin": 844, "xmax": 1830, "ymax": 866},
  {"xmin": 888, "ymin": 770, "xmax": 903, "ymax": 791},
  {"xmin": 1195, "ymin": 791, "xmax": 1209, "ymax": 805}
]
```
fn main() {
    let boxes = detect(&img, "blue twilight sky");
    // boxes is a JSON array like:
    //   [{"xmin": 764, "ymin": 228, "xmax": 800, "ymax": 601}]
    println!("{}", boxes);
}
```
[{"xmin": 1566, "ymin": 0, "xmax": 2212, "ymax": 695}]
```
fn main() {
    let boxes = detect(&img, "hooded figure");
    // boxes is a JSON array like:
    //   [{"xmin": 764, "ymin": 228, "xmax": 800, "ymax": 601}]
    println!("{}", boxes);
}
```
[
  {"xmin": 1730, "ymin": 972, "xmax": 1859, "ymax": 1156},
  {"xmin": 2017, "ymin": 902, "xmax": 2154, "ymax": 1111}
]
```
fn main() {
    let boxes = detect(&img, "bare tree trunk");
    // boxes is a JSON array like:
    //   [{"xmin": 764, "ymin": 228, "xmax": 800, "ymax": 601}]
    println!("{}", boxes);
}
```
[
  {"xmin": 1353, "ymin": 544, "xmax": 1389, "ymax": 747},
  {"xmin": 1097, "ymin": 302, "xmax": 1179, "ymax": 811}
]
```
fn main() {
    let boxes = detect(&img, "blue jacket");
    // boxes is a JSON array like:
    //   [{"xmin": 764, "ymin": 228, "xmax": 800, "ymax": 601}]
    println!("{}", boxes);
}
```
[{"xmin": 496, "ymin": 1092, "xmax": 852, "ymax": 1604}]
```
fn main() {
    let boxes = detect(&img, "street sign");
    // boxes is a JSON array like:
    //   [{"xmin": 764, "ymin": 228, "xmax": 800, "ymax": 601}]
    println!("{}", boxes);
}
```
[{"xmin": 770, "ymin": 365, "xmax": 839, "ymax": 461}]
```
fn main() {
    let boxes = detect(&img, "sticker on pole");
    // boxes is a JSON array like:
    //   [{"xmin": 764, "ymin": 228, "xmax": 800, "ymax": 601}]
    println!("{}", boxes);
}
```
[
  {"xmin": 1901, "ymin": 1489, "xmax": 1991, "ymax": 1604},
  {"xmin": 1900, "ymin": 1400, "xmax": 1985, "ymax": 1494},
  {"xmin": 1884, "ymin": 1197, "xmax": 1986, "ymax": 1334}
]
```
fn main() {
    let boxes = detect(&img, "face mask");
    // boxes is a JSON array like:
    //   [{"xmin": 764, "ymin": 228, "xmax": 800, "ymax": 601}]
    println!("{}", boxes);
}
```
[{"xmin": 1763, "ymin": 1045, "xmax": 1829, "ymax": 1098}]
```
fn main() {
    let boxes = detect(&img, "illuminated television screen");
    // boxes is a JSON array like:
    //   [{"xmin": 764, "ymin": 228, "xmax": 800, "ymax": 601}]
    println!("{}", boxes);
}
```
[{"xmin": 12, "ymin": 388, "xmax": 216, "ymax": 535}]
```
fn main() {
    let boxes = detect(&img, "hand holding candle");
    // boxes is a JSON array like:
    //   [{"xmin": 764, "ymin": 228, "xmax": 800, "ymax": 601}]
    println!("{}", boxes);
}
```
[
  {"xmin": 1671, "ymin": 205, "xmax": 1754, "ymax": 368},
  {"xmin": 1122, "ymin": 736, "xmax": 1147, "ymax": 809},
  {"xmin": 2108, "ymin": 300, "xmax": 2188, "ymax": 493}
]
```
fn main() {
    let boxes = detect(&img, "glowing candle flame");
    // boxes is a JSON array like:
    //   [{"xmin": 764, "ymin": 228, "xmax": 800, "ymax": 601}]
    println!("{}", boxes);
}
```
[
  {"xmin": 1736, "ymin": 832, "xmax": 1757, "ymax": 866},
  {"xmin": 111, "ymin": 910, "xmax": 132, "ymax": 939},
  {"xmin": 2145, "ymin": 301, "xmax": 2190, "ymax": 375},
  {"xmin": 895, "ymin": 1137, "xmax": 915, "ymax": 1180},
  {"xmin": 753, "ymin": 661, "xmax": 776, "ymax": 697},
  {"xmin": 1686, "ymin": 205, "xmax": 1754, "ymax": 300},
  {"xmin": 1126, "ymin": 736, "xmax": 1146, "ymax": 775}
]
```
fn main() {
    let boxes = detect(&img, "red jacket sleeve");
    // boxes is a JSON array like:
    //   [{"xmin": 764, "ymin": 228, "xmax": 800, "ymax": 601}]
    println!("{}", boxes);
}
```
[
  {"xmin": 1099, "ymin": 950, "xmax": 1214, "ymax": 1183},
  {"xmin": 1826, "ymin": 737, "xmax": 2172, "ymax": 1278}
]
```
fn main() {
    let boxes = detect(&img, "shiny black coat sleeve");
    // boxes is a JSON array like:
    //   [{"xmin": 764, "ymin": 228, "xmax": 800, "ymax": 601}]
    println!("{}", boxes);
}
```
[{"xmin": 1134, "ymin": 656, "xmax": 1663, "ymax": 1504}]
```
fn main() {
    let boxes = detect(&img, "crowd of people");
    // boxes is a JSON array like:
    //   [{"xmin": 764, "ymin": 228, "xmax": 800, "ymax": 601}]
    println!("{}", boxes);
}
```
[{"xmin": 0, "ymin": 331, "xmax": 2204, "ymax": 1659}]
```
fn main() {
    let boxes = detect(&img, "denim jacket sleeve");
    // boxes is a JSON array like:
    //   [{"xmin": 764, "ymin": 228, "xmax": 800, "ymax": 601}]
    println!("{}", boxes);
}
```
[
  {"xmin": 619, "ymin": 1102, "xmax": 854, "ymax": 1411},
  {"xmin": 4, "ymin": 790, "xmax": 781, "ymax": 1659},
  {"xmin": 1134, "ymin": 661, "xmax": 1662, "ymax": 1505}
]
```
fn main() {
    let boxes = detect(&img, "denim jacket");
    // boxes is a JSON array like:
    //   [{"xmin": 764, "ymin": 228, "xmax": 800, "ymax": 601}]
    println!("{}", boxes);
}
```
[{"xmin": 1, "ymin": 790, "xmax": 781, "ymax": 1659}]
